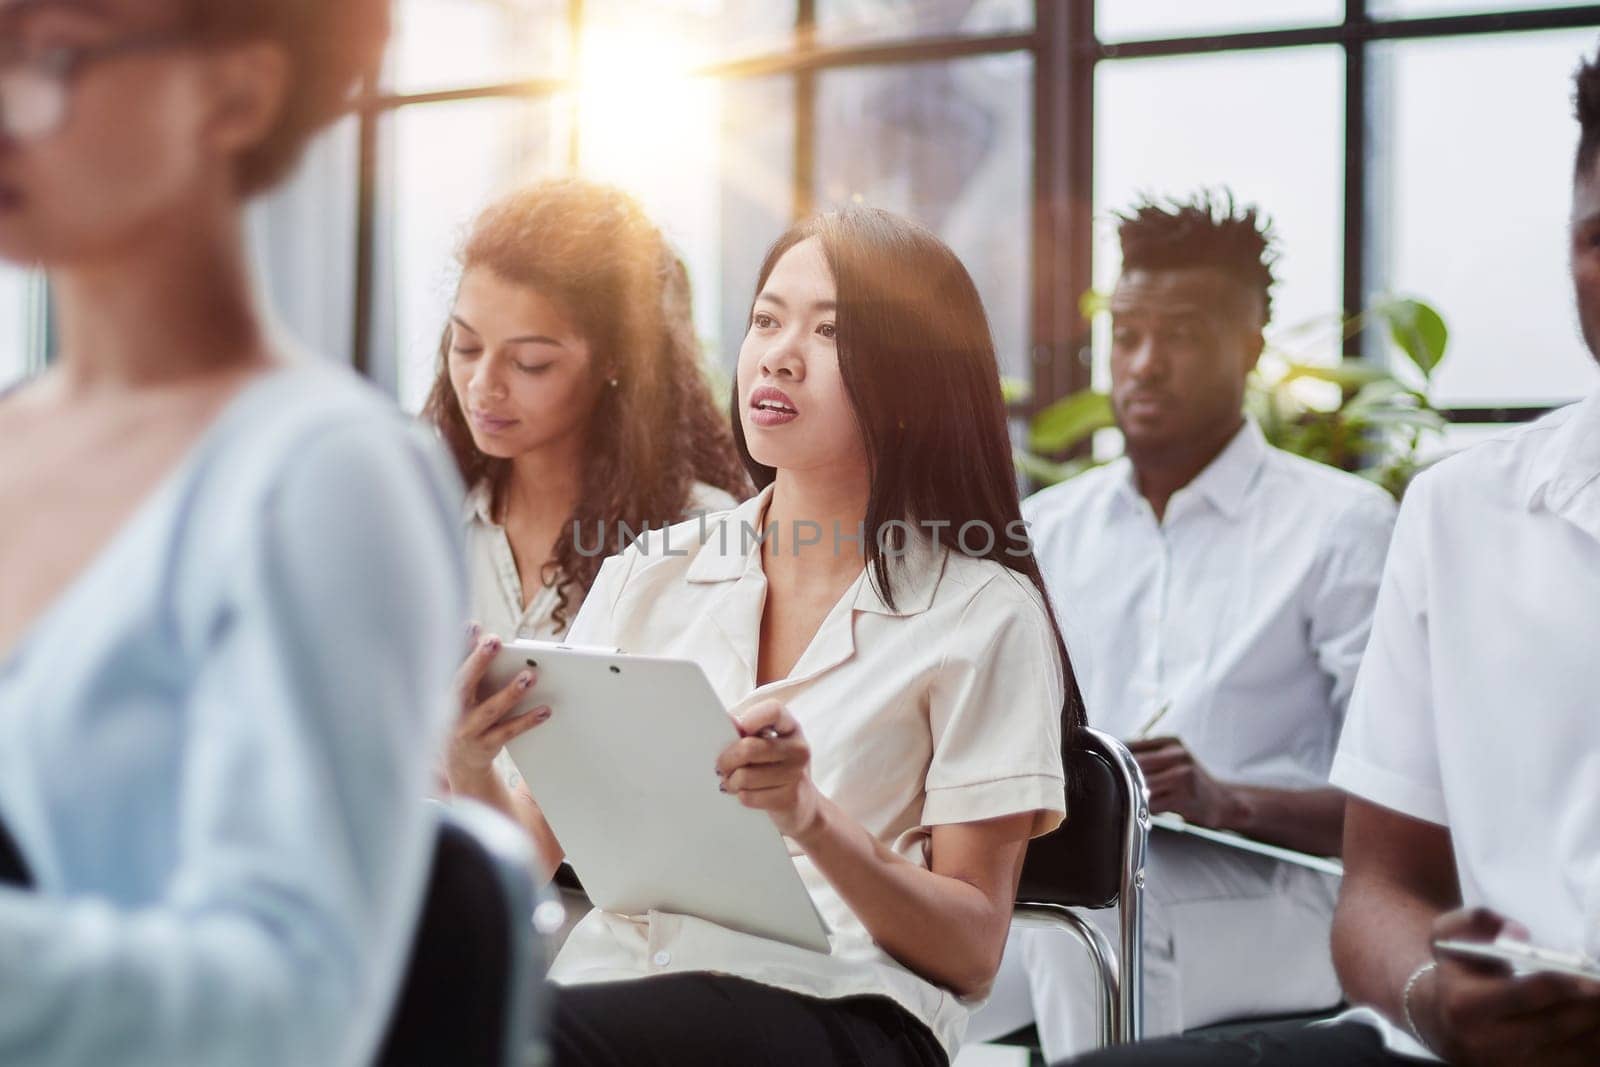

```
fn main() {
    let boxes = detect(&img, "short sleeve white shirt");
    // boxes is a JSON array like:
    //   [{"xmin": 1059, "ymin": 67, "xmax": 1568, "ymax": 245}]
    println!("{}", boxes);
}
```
[
  {"xmin": 1024, "ymin": 420, "xmax": 1396, "ymax": 788},
  {"xmin": 1331, "ymin": 392, "xmax": 1600, "ymax": 1058},
  {"xmin": 546, "ymin": 484, "xmax": 1068, "ymax": 1056}
]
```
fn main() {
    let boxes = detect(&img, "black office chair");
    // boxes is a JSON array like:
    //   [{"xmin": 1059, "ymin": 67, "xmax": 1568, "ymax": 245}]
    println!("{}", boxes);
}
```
[
  {"xmin": 0, "ymin": 815, "xmax": 31, "ymax": 888},
  {"xmin": 1011, "ymin": 727, "xmax": 1151, "ymax": 1049},
  {"xmin": 376, "ymin": 800, "xmax": 550, "ymax": 1067}
]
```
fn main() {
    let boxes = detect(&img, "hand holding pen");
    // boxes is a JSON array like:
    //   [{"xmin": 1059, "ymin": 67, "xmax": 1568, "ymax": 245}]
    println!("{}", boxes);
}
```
[{"xmin": 716, "ymin": 699, "xmax": 819, "ymax": 839}]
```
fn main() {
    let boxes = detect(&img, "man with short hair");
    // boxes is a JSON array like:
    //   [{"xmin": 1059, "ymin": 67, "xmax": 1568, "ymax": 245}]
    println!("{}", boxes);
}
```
[
  {"xmin": 972, "ymin": 193, "xmax": 1397, "ymax": 1061},
  {"xmin": 1066, "ymin": 46, "xmax": 1600, "ymax": 1067}
]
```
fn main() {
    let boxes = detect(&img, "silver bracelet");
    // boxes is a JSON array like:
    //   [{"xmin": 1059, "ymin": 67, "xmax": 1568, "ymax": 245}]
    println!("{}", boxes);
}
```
[{"xmin": 1401, "ymin": 959, "xmax": 1438, "ymax": 1049}]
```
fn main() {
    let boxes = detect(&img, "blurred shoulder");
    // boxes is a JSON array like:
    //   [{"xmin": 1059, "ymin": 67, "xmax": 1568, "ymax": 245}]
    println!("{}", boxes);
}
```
[
  {"xmin": 1405, "ymin": 401, "xmax": 1585, "ymax": 515},
  {"xmin": 1021, "ymin": 460, "xmax": 1126, "ymax": 536},
  {"xmin": 175, "ymin": 360, "xmax": 465, "ymax": 554}
]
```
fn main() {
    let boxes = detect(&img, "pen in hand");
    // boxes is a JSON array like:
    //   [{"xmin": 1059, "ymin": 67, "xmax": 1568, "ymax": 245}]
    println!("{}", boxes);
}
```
[
  {"xmin": 1134, "ymin": 700, "xmax": 1173, "ymax": 740},
  {"xmin": 731, "ymin": 700, "xmax": 795, "ymax": 741},
  {"xmin": 728, "ymin": 717, "xmax": 786, "ymax": 743}
]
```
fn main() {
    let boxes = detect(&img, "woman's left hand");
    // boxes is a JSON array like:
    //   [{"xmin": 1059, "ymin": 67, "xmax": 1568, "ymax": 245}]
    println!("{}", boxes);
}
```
[{"xmin": 715, "ymin": 699, "xmax": 821, "ymax": 839}]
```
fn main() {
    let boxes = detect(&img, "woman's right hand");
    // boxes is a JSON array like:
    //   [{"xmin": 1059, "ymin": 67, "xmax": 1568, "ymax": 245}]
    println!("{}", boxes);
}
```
[{"xmin": 443, "ymin": 626, "xmax": 552, "ymax": 792}]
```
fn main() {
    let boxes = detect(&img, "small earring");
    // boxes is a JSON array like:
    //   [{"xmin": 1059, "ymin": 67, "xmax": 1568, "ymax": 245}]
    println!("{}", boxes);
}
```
[{"xmin": 608, "ymin": 377, "xmax": 619, "ymax": 388}]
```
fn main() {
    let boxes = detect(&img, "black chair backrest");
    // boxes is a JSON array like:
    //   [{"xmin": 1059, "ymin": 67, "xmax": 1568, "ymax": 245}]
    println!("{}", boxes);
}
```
[
  {"xmin": 1017, "ymin": 732, "xmax": 1126, "ymax": 910},
  {"xmin": 0, "ymin": 813, "xmax": 32, "ymax": 889},
  {"xmin": 375, "ymin": 819, "xmax": 515, "ymax": 1067}
]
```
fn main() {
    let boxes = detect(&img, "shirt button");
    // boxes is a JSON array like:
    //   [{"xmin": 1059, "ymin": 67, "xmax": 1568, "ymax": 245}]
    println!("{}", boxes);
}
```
[{"xmin": 652, "ymin": 951, "xmax": 671, "ymax": 967}]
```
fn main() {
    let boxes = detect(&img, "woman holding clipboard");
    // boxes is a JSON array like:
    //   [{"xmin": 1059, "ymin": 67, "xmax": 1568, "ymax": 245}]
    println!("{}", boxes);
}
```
[
  {"xmin": 429, "ymin": 181, "xmax": 748, "ymax": 846},
  {"xmin": 506, "ymin": 208, "xmax": 1085, "ymax": 1066}
]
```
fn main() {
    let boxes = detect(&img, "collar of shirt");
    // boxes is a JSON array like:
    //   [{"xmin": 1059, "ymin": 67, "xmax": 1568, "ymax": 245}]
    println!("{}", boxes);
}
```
[
  {"xmin": 1112, "ymin": 418, "xmax": 1270, "ymax": 524},
  {"xmin": 461, "ymin": 479, "xmax": 568, "ymax": 640},
  {"xmin": 684, "ymin": 484, "xmax": 945, "ymax": 614},
  {"xmin": 463, "ymin": 480, "xmax": 496, "ymax": 525},
  {"xmin": 1525, "ymin": 389, "xmax": 1600, "ymax": 539},
  {"xmin": 679, "ymin": 484, "xmax": 947, "ymax": 693}
]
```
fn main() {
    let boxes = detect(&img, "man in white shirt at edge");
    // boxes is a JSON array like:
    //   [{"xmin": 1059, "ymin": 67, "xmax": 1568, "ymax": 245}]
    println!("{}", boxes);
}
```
[
  {"xmin": 969, "ymin": 192, "xmax": 1396, "ymax": 1061},
  {"xmin": 1064, "ymin": 48, "xmax": 1600, "ymax": 1067}
]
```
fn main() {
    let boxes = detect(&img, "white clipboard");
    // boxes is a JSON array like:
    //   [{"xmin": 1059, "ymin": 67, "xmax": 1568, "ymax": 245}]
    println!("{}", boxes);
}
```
[
  {"xmin": 489, "ymin": 639, "xmax": 832, "ymax": 954},
  {"xmin": 1149, "ymin": 812, "xmax": 1346, "ymax": 878}
]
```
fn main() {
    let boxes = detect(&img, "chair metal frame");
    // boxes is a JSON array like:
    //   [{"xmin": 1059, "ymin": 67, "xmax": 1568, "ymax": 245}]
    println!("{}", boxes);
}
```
[{"xmin": 1013, "ymin": 728, "xmax": 1151, "ymax": 1049}]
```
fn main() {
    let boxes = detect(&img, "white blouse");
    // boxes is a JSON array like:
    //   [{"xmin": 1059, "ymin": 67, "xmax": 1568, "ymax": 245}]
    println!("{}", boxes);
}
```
[{"xmin": 546, "ymin": 485, "xmax": 1067, "ymax": 1057}]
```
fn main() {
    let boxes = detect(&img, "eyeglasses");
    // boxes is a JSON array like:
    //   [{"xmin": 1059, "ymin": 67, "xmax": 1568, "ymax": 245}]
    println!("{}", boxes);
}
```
[{"xmin": 0, "ymin": 30, "xmax": 189, "ymax": 144}]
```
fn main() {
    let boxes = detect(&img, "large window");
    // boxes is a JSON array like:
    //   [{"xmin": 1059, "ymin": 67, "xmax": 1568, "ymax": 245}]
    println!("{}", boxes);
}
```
[
  {"xmin": 340, "ymin": 1, "xmax": 1600, "ymax": 432},
  {"xmin": 1084, "ymin": 3, "xmax": 1600, "ymax": 425},
  {"xmin": 816, "ymin": 0, "xmax": 1032, "ymax": 44},
  {"xmin": 1096, "ymin": 1, "xmax": 1343, "ymax": 41},
  {"xmin": 358, "ymin": 3, "xmax": 1054, "ymax": 414},
  {"xmin": 1372, "ymin": 0, "xmax": 1598, "ymax": 16},
  {"xmin": 1094, "ymin": 45, "xmax": 1345, "ymax": 377},
  {"xmin": 379, "ymin": 96, "xmax": 567, "ymax": 410},
  {"xmin": 573, "ymin": 9, "xmax": 797, "ymax": 383},
  {"xmin": 247, "ymin": 117, "xmax": 362, "ymax": 370},
  {"xmin": 389, "ymin": 0, "xmax": 570, "ymax": 95},
  {"xmin": 7, "ymin": 2, "xmax": 1600, "ymax": 420},
  {"xmin": 1371, "ymin": 27, "xmax": 1600, "ymax": 406},
  {"xmin": 816, "ymin": 52, "xmax": 1033, "ymax": 378}
]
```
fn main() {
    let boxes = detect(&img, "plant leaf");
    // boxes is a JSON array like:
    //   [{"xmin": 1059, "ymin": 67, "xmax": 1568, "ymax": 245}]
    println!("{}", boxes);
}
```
[
  {"xmin": 1281, "ymin": 360, "xmax": 1394, "ymax": 390},
  {"xmin": 1343, "ymin": 379, "xmax": 1423, "ymax": 415},
  {"xmin": 1344, "ymin": 407, "xmax": 1448, "ymax": 433},
  {"xmin": 1000, "ymin": 376, "xmax": 1033, "ymax": 405},
  {"xmin": 1378, "ymin": 298, "xmax": 1449, "ymax": 378},
  {"xmin": 1029, "ymin": 390, "xmax": 1116, "ymax": 454}
]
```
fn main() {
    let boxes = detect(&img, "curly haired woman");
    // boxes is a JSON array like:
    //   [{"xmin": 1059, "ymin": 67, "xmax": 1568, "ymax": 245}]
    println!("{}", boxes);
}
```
[{"xmin": 427, "ymin": 179, "xmax": 750, "ymax": 857}]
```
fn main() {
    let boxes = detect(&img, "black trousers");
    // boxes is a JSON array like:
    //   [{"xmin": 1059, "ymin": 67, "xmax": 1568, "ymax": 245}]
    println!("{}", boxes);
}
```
[
  {"xmin": 1066, "ymin": 1021, "xmax": 1422, "ymax": 1067},
  {"xmin": 550, "ymin": 973, "xmax": 948, "ymax": 1067}
]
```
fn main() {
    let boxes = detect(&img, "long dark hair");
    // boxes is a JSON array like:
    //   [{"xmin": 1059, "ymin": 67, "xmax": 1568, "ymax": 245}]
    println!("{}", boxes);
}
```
[
  {"xmin": 424, "ymin": 179, "xmax": 751, "ymax": 630},
  {"xmin": 732, "ymin": 208, "xmax": 1087, "ymax": 745}
]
